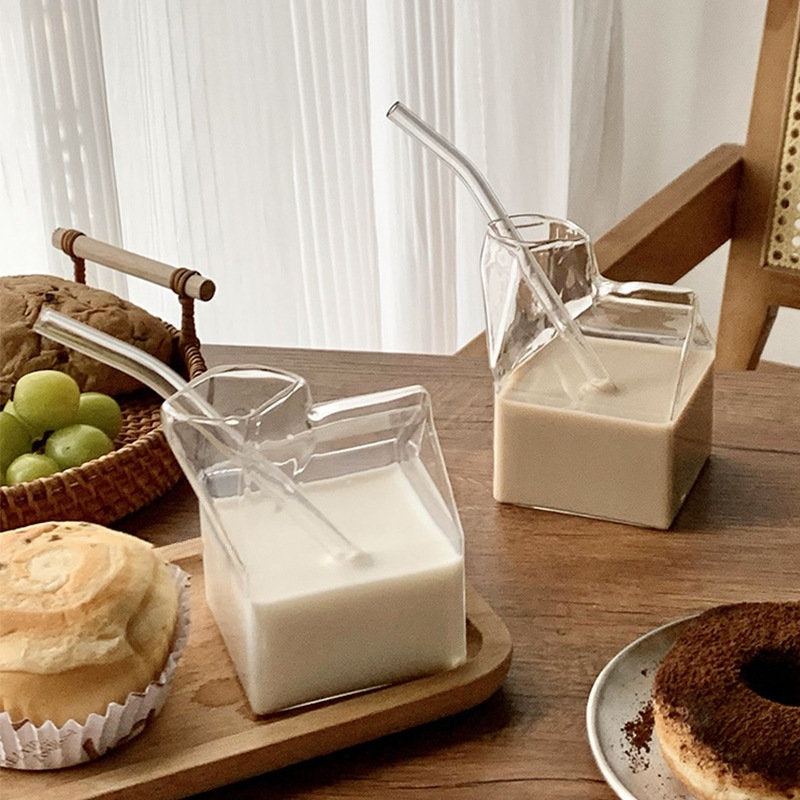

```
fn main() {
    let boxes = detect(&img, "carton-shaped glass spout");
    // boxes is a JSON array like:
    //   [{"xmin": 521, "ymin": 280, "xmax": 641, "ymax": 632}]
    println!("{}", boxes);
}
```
[
  {"xmin": 161, "ymin": 365, "xmax": 466, "ymax": 713},
  {"xmin": 481, "ymin": 214, "xmax": 715, "ymax": 529}
]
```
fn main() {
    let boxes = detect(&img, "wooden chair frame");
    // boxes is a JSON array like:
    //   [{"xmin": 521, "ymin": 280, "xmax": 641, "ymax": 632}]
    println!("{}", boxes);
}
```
[
  {"xmin": 597, "ymin": 0, "xmax": 800, "ymax": 369},
  {"xmin": 461, "ymin": 0, "xmax": 800, "ymax": 369}
]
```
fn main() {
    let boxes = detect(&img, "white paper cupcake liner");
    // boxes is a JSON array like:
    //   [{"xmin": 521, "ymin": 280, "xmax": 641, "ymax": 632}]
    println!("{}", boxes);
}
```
[{"xmin": 0, "ymin": 563, "xmax": 191, "ymax": 770}]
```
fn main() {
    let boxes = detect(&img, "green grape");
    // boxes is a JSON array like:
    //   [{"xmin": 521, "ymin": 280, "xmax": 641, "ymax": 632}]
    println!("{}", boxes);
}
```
[
  {"xmin": 76, "ymin": 392, "xmax": 123, "ymax": 439},
  {"xmin": 0, "ymin": 410, "xmax": 32, "ymax": 473},
  {"xmin": 45, "ymin": 424, "xmax": 114, "ymax": 469},
  {"xmin": 4, "ymin": 399, "xmax": 46, "ymax": 441},
  {"xmin": 5, "ymin": 453, "xmax": 60, "ymax": 484},
  {"xmin": 14, "ymin": 370, "xmax": 80, "ymax": 432}
]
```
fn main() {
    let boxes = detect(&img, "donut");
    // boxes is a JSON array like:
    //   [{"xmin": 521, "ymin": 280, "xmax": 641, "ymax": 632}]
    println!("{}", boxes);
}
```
[{"xmin": 652, "ymin": 602, "xmax": 800, "ymax": 800}]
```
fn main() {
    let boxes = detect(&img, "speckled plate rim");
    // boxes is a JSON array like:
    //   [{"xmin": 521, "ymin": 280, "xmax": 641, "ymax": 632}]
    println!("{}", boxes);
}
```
[{"xmin": 586, "ymin": 614, "xmax": 698, "ymax": 800}]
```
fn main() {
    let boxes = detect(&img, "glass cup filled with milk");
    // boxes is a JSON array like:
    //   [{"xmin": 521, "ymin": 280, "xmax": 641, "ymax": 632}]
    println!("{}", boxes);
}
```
[
  {"xmin": 481, "ymin": 214, "xmax": 715, "ymax": 529},
  {"xmin": 161, "ymin": 366, "xmax": 466, "ymax": 714}
]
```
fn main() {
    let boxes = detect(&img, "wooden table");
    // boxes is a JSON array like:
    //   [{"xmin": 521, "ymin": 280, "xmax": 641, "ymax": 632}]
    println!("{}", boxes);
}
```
[{"xmin": 113, "ymin": 345, "xmax": 800, "ymax": 799}]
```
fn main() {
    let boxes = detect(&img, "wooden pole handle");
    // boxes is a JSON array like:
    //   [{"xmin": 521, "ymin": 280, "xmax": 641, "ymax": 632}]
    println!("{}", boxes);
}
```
[{"xmin": 52, "ymin": 228, "xmax": 216, "ymax": 301}]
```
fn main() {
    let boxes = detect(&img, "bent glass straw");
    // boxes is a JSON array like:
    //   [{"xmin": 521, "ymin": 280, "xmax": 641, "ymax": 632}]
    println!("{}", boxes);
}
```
[
  {"xmin": 33, "ymin": 308, "xmax": 368, "ymax": 564},
  {"xmin": 386, "ymin": 101, "xmax": 615, "ymax": 394}
]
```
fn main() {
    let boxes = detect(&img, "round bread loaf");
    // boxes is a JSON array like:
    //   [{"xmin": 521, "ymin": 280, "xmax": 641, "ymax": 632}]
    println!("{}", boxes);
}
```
[
  {"xmin": 0, "ymin": 521, "xmax": 179, "ymax": 726},
  {"xmin": 0, "ymin": 274, "xmax": 174, "ymax": 404}
]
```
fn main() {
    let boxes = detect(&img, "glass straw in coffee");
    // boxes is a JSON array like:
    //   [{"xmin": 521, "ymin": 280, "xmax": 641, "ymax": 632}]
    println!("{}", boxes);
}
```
[{"xmin": 386, "ymin": 101, "xmax": 615, "ymax": 395}]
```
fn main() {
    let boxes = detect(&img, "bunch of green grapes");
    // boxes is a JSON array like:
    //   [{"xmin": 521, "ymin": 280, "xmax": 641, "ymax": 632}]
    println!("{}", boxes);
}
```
[{"xmin": 0, "ymin": 370, "xmax": 123, "ymax": 485}]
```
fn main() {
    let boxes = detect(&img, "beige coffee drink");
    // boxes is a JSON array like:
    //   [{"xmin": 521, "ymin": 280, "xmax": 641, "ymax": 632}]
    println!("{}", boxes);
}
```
[{"xmin": 493, "ymin": 336, "xmax": 714, "ymax": 528}]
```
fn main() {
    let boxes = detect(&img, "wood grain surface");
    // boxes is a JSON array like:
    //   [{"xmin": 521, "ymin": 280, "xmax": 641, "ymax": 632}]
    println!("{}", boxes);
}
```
[{"xmin": 15, "ymin": 343, "xmax": 800, "ymax": 799}]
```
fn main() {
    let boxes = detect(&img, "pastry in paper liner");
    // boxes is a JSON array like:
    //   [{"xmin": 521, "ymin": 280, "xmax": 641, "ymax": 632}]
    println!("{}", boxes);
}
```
[{"xmin": 0, "ymin": 563, "xmax": 190, "ymax": 770}]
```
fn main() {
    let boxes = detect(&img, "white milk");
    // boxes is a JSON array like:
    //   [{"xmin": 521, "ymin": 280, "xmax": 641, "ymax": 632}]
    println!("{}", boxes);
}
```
[
  {"xmin": 494, "ymin": 337, "xmax": 714, "ymax": 528},
  {"xmin": 200, "ymin": 461, "xmax": 466, "ymax": 714}
]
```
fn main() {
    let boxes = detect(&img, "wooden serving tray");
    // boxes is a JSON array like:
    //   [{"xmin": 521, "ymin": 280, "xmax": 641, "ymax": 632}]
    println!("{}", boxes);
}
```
[{"xmin": 1, "ymin": 537, "xmax": 512, "ymax": 800}]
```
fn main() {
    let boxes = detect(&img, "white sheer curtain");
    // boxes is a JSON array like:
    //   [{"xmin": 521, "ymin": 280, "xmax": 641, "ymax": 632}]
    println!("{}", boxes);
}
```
[
  {"xmin": 1, "ymin": 0, "xmax": 124, "ymax": 293},
  {"xmin": 0, "ymin": 0, "xmax": 767, "ymax": 357},
  {"xmin": 96, "ymin": 0, "xmax": 624, "ymax": 353}
]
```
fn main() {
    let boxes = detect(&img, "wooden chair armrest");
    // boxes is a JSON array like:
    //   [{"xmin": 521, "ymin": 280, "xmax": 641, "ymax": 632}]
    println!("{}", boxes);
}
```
[
  {"xmin": 595, "ymin": 143, "xmax": 743, "ymax": 283},
  {"xmin": 457, "ymin": 332, "xmax": 488, "ymax": 359}
]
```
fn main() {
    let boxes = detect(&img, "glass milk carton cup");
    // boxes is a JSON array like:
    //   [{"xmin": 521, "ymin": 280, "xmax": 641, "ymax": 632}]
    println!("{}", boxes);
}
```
[
  {"xmin": 161, "ymin": 366, "xmax": 466, "ymax": 714},
  {"xmin": 481, "ymin": 215, "xmax": 715, "ymax": 529}
]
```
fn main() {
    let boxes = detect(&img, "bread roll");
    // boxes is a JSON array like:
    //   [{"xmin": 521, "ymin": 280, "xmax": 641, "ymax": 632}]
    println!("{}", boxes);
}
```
[
  {"xmin": 0, "ymin": 521, "xmax": 179, "ymax": 726},
  {"xmin": 0, "ymin": 274, "xmax": 175, "ymax": 403}
]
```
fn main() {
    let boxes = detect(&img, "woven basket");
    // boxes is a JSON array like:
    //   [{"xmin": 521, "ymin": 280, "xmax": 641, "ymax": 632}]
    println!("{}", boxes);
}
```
[{"xmin": 0, "ymin": 229, "xmax": 215, "ymax": 531}]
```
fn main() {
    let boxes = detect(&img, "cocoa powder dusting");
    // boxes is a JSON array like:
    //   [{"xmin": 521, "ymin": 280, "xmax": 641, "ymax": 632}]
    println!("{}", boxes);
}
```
[
  {"xmin": 653, "ymin": 602, "xmax": 800, "ymax": 791},
  {"xmin": 622, "ymin": 701, "xmax": 655, "ymax": 772}
]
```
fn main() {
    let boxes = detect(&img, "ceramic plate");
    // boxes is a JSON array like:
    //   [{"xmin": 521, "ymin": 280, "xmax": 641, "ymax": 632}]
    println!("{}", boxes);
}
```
[{"xmin": 586, "ymin": 615, "xmax": 697, "ymax": 800}]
